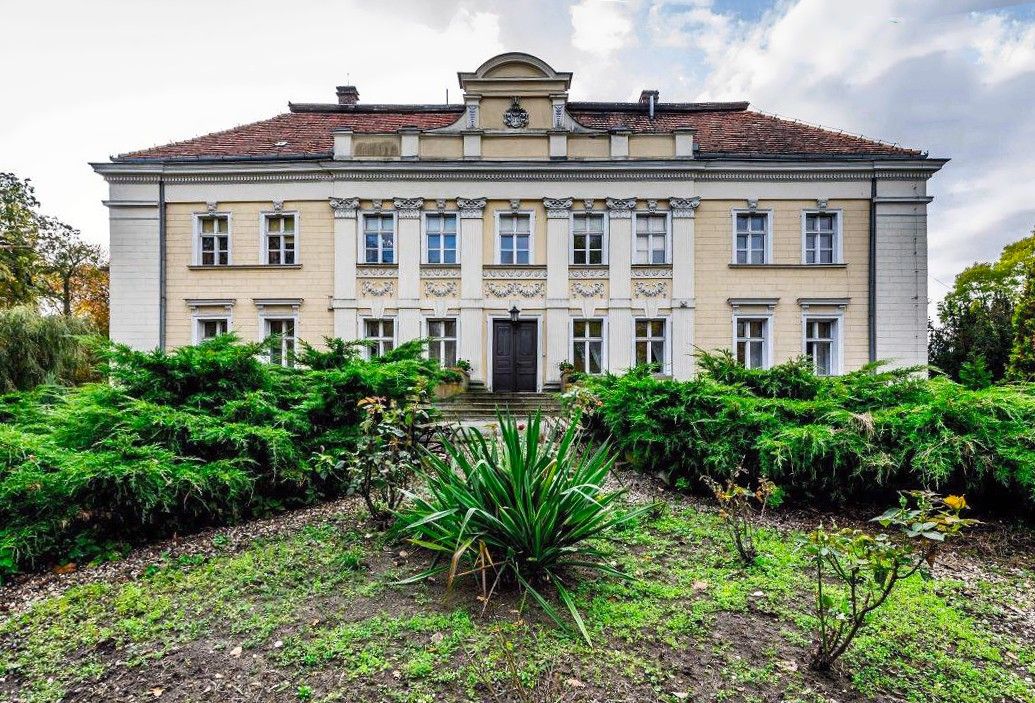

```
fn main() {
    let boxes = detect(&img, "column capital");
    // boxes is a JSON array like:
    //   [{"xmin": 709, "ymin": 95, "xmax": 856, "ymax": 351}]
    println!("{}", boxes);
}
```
[
  {"xmin": 670, "ymin": 196, "xmax": 701, "ymax": 218},
  {"xmin": 329, "ymin": 197, "xmax": 359, "ymax": 219},
  {"xmin": 393, "ymin": 197, "xmax": 424, "ymax": 219},
  {"xmin": 605, "ymin": 197, "xmax": 637, "ymax": 219},
  {"xmin": 456, "ymin": 197, "xmax": 487, "ymax": 218},
  {"xmin": 543, "ymin": 197, "xmax": 573, "ymax": 219}
]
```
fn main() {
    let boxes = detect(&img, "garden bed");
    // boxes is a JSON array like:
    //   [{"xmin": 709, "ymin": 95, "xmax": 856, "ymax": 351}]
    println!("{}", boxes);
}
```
[{"xmin": 2, "ymin": 471, "xmax": 1033, "ymax": 703}]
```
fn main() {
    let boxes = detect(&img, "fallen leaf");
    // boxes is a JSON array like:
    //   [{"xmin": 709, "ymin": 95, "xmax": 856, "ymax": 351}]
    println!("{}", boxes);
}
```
[
  {"xmin": 54, "ymin": 563, "xmax": 77, "ymax": 575},
  {"xmin": 566, "ymin": 678, "xmax": 586, "ymax": 688},
  {"xmin": 150, "ymin": 688, "xmax": 164, "ymax": 698},
  {"xmin": 229, "ymin": 645, "xmax": 242, "ymax": 658}
]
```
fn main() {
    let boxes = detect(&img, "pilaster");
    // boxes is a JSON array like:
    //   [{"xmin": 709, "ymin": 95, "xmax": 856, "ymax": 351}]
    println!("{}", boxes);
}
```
[
  {"xmin": 394, "ymin": 198, "xmax": 423, "ymax": 343},
  {"xmin": 670, "ymin": 196, "xmax": 700, "ymax": 380},
  {"xmin": 330, "ymin": 197, "xmax": 359, "ymax": 338},
  {"xmin": 458, "ymin": 197, "xmax": 487, "ymax": 381},
  {"xmin": 544, "ymin": 197, "xmax": 573, "ymax": 384}
]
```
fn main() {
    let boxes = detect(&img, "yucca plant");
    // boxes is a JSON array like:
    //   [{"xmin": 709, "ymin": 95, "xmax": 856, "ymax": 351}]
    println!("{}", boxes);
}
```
[{"xmin": 395, "ymin": 411, "xmax": 646, "ymax": 644}]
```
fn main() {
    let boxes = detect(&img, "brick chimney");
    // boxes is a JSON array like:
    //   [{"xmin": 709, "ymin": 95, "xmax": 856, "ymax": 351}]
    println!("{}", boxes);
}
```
[
  {"xmin": 639, "ymin": 89, "xmax": 659, "ymax": 118},
  {"xmin": 336, "ymin": 85, "xmax": 359, "ymax": 106}
]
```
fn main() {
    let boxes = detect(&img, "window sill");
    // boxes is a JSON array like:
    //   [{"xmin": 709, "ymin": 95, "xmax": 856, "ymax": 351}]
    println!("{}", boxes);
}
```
[
  {"xmin": 420, "ymin": 263, "xmax": 461, "ymax": 269},
  {"xmin": 483, "ymin": 264, "xmax": 547, "ymax": 270},
  {"xmin": 357, "ymin": 263, "xmax": 398, "ymax": 269},
  {"xmin": 631, "ymin": 263, "xmax": 673, "ymax": 269},
  {"xmin": 569, "ymin": 264, "xmax": 610, "ymax": 269},
  {"xmin": 728, "ymin": 263, "xmax": 846, "ymax": 270},
  {"xmin": 188, "ymin": 264, "xmax": 302, "ymax": 271}
]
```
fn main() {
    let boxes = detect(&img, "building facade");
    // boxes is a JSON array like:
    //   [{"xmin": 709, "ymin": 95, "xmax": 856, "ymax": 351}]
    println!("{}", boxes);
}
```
[{"xmin": 93, "ymin": 52, "xmax": 945, "ymax": 391}]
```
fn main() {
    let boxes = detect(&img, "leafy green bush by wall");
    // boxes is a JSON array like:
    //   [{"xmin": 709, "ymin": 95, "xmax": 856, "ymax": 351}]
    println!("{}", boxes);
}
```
[
  {"xmin": 0, "ymin": 306, "xmax": 97, "ymax": 392},
  {"xmin": 0, "ymin": 335, "xmax": 444, "ymax": 580},
  {"xmin": 575, "ymin": 352, "xmax": 1035, "ymax": 511}
]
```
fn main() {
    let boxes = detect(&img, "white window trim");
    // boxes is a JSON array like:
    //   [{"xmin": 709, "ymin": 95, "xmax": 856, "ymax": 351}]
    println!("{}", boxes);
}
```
[
  {"xmin": 569, "ymin": 210, "xmax": 609, "ymax": 266},
  {"xmin": 192, "ymin": 211, "xmax": 233, "ymax": 266},
  {"xmin": 359, "ymin": 211, "xmax": 398, "ymax": 266},
  {"xmin": 360, "ymin": 316, "xmax": 398, "ymax": 358},
  {"xmin": 425, "ymin": 316, "xmax": 460, "ymax": 366},
  {"xmin": 730, "ymin": 209, "xmax": 774, "ymax": 265},
  {"xmin": 192, "ymin": 313, "xmax": 232, "ymax": 344},
  {"xmin": 633, "ymin": 316, "xmax": 671, "ymax": 375},
  {"xmin": 732, "ymin": 312, "xmax": 775, "ymax": 370},
  {"xmin": 259, "ymin": 313, "xmax": 299, "ymax": 367},
  {"xmin": 632, "ymin": 210, "xmax": 672, "ymax": 266},
  {"xmin": 569, "ymin": 317, "xmax": 608, "ymax": 374},
  {"xmin": 800, "ymin": 209, "xmax": 844, "ymax": 265},
  {"xmin": 801, "ymin": 311, "xmax": 845, "ymax": 376},
  {"xmin": 421, "ymin": 212, "xmax": 461, "ymax": 265},
  {"xmin": 494, "ymin": 210, "xmax": 536, "ymax": 265},
  {"xmin": 259, "ymin": 210, "xmax": 300, "ymax": 266}
]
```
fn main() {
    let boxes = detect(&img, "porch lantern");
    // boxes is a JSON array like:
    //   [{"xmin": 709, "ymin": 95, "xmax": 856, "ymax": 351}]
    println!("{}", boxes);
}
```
[{"xmin": 509, "ymin": 305, "xmax": 520, "ymax": 323}]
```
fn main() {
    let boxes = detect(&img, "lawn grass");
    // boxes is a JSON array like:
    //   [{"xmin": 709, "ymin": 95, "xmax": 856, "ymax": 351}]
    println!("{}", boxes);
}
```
[{"xmin": 2, "ymin": 498, "xmax": 1033, "ymax": 703}]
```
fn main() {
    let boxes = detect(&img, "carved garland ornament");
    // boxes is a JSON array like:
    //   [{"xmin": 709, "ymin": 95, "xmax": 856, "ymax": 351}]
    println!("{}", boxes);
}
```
[
  {"xmin": 483, "ymin": 267, "xmax": 547, "ymax": 280},
  {"xmin": 569, "ymin": 268, "xmax": 609, "ymax": 280},
  {"xmin": 635, "ymin": 281, "xmax": 668, "ymax": 298},
  {"xmin": 572, "ymin": 282, "xmax": 605, "ymax": 298},
  {"xmin": 356, "ymin": 267, "xmax": 398, "ymax": 278},
  {"xmin": 485, "ymin": 282, "xmax": 544, "ymax": 298},
  {"xmin": 420, "ymin": 266, "xmax": 460, "ymax": 279},
  {"xmin": 425, "ymin": 281, "xmax": 458, "ymax": 297},
  {"xmin": 631, "ymin": 267, "xmax": 673, "ymax": 279},
  {"xmin": 361, "ymin": 280, "xmax": 394, "ymax": 297}
]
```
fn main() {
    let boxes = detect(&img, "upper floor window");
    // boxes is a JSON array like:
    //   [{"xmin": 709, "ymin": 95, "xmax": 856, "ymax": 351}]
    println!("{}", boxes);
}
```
[
  {"xmin": 263, "ymin": 213, "xmax": 297, "ymax": 265},
  {"xmin": 805, "ymin": 317, "xmax": 839, "ymax": 375},
  {"xmin": 427, "ymin": 318, "xmax": 457, "ymax": 367},
  {"xmin": 804, "ymin": 212, "xmax": 839, "ymax": 264},
  {"xmin": 264, "ymin": 318, "xmax": 296, "ymax": 367},
  {"xmin": 425, "ymin": 214, "xmax": 458, "ymax": 264},
  {"xmin": 735, "ymin": 316, "xmax": 769, "ymax": 369},
  {"xmin": 498, "ymin": 213, "xmax": 531, "ymax": 264},
  {"xmin": 196, "ymin": 214, "xmax": 229, "ymax": 266},
  {"xmin": 635, "ymin": 318, "xmax": 666, "ymax": 369},
  {"xmin": 735, "ymin": 212, "xmax": 769, "ymax": 264},
  {"xmin": 364, "ymin": 214, "xmax": 395, "ymax": 264},
  {"xmin": 634, "ymin": 213, "xmax": 668, "ymax": 265},
  {"xmin": 364, "ymin": 318, "xmax": 395, "ymax": 357},
  {"xmin": 196, "ymin": 317, "xmax": 228, "ymax": 342},
  {"xmin": 572, "ymin": 213, "xmax": 605, "ymax": 265},
  {"xmin": 572, "ymin": 319, "xmax": 604, "ymax": 374}
]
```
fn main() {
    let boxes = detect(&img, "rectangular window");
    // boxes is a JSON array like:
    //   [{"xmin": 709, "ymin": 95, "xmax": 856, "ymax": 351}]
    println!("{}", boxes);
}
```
[
  {"xmin": 498, "ymin": 213, "xmax": 531, "ymax": 265},
  {"xmin": 197, "ymin": 215, "xmax": 230, "ymax": 266},
  {"xmin": 264, "ymin": 318, "xmax": 296, "ymax": 367},
  {"xmin": 572, "ymin": 213, "xmax": 605, "ymax": 265},
  {"xmin": 197, "ymin": 317, "xmax": 228, "ymax": 341},
  {"xmin": 364, "ymin": 318, "xmax": 395, "ymax": 357},
  {"xmin": 572, "ymin": 319, "xmax": 604, "ymax": 374},
  {"xmin": 427, "ymin": 318, "xmax": 457, "ymax": 367},
  {"xmin": 805, "ymin": 318, "xmax": 838, "ymax": 376},
  {"xmin": 425, "ymin": 214, "xmax": 458, "ymax": 264},
  {"xmin": 634, "ymin": 214, "xmax": 668, "ymax": 265},
  {"xmin": 735, "ymin": 317, "xmax": 769, "ymax": 369},
  {"xmin": 735, "ymin": 213, "xmax": 768, "ymax": 264},
  {"xmin": 634, "ymin": 318, "xmax": 666, "ymax": 369},
  {"xmin": 363, "ymin": 214, "xmax": 395, "ymax": 265},
  {"xmin": 804, "ymin": 212, "xmax": 838, "ymax": 264},
  {"xmin": 263, "ymin": 213, "xmax": 297, "ymax": 265}
]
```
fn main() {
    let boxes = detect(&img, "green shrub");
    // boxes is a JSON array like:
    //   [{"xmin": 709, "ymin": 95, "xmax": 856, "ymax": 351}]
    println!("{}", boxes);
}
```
[
  {"xmin": 0, "ymin": 306, "xmax": 97, "ymax": 392},
  {"xmin": 395, "ymin": 412, "xmax": 648, "ymax": 644}
]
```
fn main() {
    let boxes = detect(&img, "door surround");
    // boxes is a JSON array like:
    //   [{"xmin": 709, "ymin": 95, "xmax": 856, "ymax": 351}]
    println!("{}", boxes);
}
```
[{"xmin": 486, "ymin": 313, "xmax": 542, "ymax": 392}]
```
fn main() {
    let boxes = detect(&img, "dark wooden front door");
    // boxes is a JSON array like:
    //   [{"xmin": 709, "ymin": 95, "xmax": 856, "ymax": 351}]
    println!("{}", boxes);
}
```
[{"xmin": 492, "ymin": 320, "xmax": 537, "ymax": 392}]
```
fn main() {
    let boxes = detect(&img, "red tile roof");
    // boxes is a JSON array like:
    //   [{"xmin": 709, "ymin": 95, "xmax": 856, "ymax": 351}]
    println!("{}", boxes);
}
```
[{"xmin": 115, "ymin": 102, "xmax": 921, "ymax": 161}]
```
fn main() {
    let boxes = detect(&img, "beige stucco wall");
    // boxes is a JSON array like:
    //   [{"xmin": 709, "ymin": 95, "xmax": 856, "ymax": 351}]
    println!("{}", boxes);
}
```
[
  {"xmin": 164, "ymin": 201, "xmax": 335, "ymax": 348},
  {"xmin": 419, "ymin": 136, "xmax": 463, "ymax": 159},
  {"xmin": 629, "ymin": 134, "xmax": 676, "ymax": 158},
  {"xmin": 479, "ymin": 96, "xmax": 554, "ymax": 130},
  {"xmin": 482, "ymin": 135, "xmax": 550, "ymax": 159},
  {"xmin": 568, "ymin": 136, "xmax": 610, "ymax": 158},
  {"xmin": 693, "ymin": 199, "xmax": 870, "ymax": 369}
]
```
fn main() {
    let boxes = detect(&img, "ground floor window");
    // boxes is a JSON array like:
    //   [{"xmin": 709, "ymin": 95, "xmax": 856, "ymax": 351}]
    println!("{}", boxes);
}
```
[
  {"xmin": 364, "ymin": 318, "xmax": 395, "ymax": 358},
  {"xmin": 264, "ymin": 317, "xmax": 296, "ymax": 367},
  {"xmin": 805, "ymin": 317, "xmax": 838, "ymax": 376},
  {"xmin": 572, "ymin": 319, "xmax": 604, "ymax": 374},
  {"xmin": 635, "ymin": 318, "xmax": 666, "ymax": 370},
  {"xmin": 735, "ymin": 317, "xmax": 769, "ymax": 369},
  {"xmin": 196, "ymin": 317, "xmax": 229, "ymax": 342},
  {"xmin": 427, "ymin": 318, "xmax": 457, "ymax": 367}
]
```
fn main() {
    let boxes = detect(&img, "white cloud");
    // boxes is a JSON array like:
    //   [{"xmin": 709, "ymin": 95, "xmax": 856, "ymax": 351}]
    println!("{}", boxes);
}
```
[{"xmin": 571, "ymin": 0, "xmax": 637, "ymax": 55}]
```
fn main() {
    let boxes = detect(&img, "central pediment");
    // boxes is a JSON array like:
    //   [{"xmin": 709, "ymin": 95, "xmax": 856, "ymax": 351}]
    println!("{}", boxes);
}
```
[{"xmin": 458, "ymin": 52, "xmax": 572, "ymax": 97}]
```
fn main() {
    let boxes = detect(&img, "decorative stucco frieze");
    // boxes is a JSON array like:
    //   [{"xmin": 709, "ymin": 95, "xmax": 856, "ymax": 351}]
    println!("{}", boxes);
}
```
[
  {"xmin": 543, "ymin": 197, "xmax": 573, "ymax": 218},
  {"xmin": 631, "ymin": 267, "xmax": 673, "ymax": 279},
  {"xmin": 483, "ymin": 267, "xmax": 547, "ymax": 280},
  {"xmin": 424, "ymin": 281, "xmax": 459, "ymax": 297},
  {"xmin": 329, "ymin": 197, "xmax": 360, "ymax": 219},
  {"xmin": 356, "ymin": 267, "xmax": 398, "ymax": 278},
  {"xmin": 271, "ymin": 200, "xmax": 284, "ymax": 213},
  {"xmin": 669, "ymin": 196, "xmax": 701, "ymax": 218},
  {"xmin": 393, "ymin": 197, "xmax": 424, "ymax": 218},
  {"xmin": 360, "ymin": 280, "xmax": 394, "ymax": 297},
  {"xmin": 568, "ymin": 267, "xmax": 609, "ymax": 280},
  {"xmin": 605, "ymin": 197, "xmax": 637, "ymax": 218},
  {"xmin": 571, "ymin": 282, "xmax": 605, "ymax": 298},
  {"xmin": 634, "ymin": 281, "xmax": 668, "ymax": 298},
  {"xmin": 420, "ymin": 266, "xmax": 461, "ymax": 278},
  {"xmin": 484, "ymin": 282, "xmax": 544, "ymax": 298},
  {"xmin": 456, "ymin": 197, "xmax": 487, "ymax": 218}
]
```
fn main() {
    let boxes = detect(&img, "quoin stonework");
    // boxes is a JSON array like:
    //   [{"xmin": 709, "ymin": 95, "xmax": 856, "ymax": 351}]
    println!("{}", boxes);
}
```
[{"xmin": 92, "ymin": 52, "xmax": 944, "ymax": 391}]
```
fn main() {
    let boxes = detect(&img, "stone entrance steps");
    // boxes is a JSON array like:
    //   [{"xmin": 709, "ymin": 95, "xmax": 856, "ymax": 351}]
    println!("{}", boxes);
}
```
[{"xmin": 433, "ymin": 383, "xmax": 564, "ymax": 421}]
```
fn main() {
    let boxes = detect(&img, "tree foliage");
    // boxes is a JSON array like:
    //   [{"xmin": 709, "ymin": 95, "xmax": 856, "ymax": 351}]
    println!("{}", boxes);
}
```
[
  {"xmin": 1008, "ymin": 264, "xmax": 1035, "ymax": 381},
  {"xmin": 0, "ymin": 306, "xmax": 97, "ymax": 392}
]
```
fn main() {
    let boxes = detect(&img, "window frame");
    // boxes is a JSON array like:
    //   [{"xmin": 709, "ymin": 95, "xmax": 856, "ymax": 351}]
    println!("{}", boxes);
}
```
[
  {"xmin": 570, "ymin": 317, "xmax": 607, "ymax": 374},
  {"xmin": 801, "ymin": 312, "xmax": 844, "ymax": 376},
  {"xmin": 570, "ymin": 211, "xmax": 609, "ymax": 266},
  {"xmin": 361, "ymin": 317, "xmax": 397, "ymax": 358},
  {"xmin": 732, "ymin": 313, "xmax": 774, "ymax": 370},
  {"xmin": 632, "ymin": 211, "xmax": 671, "ymax": 266},
  {"xmin": 422, "ymin": 212, "xmax": 460, "ymax": 265},
  {"xmin": 192, "ymin": 314, "xmax": 231, "ymax": 344},
  {"xmin": 730, "ymin": 209, "xmax": 773, "ymax": 265},
  {"xmin": 800, "ymin": 209, "xmax": 843, "ymax": 265},
  {"xmin": 633, "ymin": 317, "xmax": 670, "ymax": 373},
  {"xmin": 360, "ymin": 212, "xmax": 398, "ymax": 265},
  {"xmin": 494, "ymin": 210, "xmax": 536, "ymax": 265},
  {"xmin": 260, "ymin": 210, "xmax": 300, "ymax": 266},
  {"xmin": 426, "ymin": 317, "xmax": 459, "ymax": 367},
  {"xmin": 262, "ymin": 315, "xmax": 298, "ymax": 367},
  {"xmin": 192, "ymin": 212, "xmax": 232, "ymax": 267}
]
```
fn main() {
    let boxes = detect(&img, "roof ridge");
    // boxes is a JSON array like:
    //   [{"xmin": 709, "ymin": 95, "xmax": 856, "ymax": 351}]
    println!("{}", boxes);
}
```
[
  {"xmin": 289, "ymin": 103, "xmax": 465, "ymax": 114},
  {"xmin": 568, "ymin": 100, "xmax": 749, "ymax": 113}
]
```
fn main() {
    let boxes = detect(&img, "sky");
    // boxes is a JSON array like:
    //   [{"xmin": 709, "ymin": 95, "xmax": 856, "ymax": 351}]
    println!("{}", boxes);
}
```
[{"xmin": 2, "ymin": 0, "xmax": 1034, "ymax": 317}]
